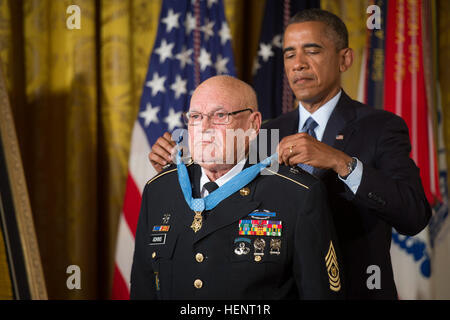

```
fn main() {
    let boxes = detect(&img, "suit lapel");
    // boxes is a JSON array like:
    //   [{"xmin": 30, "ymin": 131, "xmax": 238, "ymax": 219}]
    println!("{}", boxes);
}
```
[
  {"xmin": 280, "ymin": 110, "xmax": 300, "ymax": 140},
  {"xmin": 314, "ymin": 91, "xmax": 357, "ymax": 177}
]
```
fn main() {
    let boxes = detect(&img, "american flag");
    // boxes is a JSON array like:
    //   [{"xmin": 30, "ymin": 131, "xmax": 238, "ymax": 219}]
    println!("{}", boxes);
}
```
[
  {"xmin": 112, "ymin": 0, "xmax": 236, "ymax": 299},
  {"xmin": 252, "ymin": 0, "xmax": 319, "ymax": 121}
]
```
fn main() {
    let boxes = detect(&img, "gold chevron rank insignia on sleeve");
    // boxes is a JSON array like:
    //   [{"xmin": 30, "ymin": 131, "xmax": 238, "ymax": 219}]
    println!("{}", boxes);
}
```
[{"xmin": 325, "ymin": 241, "xmax": 341, "ymax": 292}]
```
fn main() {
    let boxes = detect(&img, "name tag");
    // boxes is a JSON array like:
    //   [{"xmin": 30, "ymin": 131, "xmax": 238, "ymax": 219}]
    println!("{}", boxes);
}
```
[{"xmin": 149, "ymin": 234, "xmax": 166, "ymax": 245}]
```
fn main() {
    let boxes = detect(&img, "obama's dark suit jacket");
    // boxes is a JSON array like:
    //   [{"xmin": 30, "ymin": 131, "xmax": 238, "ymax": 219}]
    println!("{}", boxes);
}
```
[{"xmin": 261, "ymin": 91, "xmax": 431, "ymax": 299}]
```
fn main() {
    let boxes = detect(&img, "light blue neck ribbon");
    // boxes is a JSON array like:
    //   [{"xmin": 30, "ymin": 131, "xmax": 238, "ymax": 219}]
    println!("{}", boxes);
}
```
[{"xmin": 175, "ymin": 140, "xmax": 277, "ymax": 213}]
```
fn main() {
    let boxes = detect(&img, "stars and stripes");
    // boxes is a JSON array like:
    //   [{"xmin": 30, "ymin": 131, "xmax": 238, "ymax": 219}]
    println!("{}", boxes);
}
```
[{"xmin": 112, "ymin": 0, "xmax": 236, "ymax": 299}]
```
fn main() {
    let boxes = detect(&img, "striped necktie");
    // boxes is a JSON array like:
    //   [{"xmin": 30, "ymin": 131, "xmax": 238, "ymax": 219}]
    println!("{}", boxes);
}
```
[{"xmin": 298, "ymin": 117, "xmax": 318, "ymax": 174}]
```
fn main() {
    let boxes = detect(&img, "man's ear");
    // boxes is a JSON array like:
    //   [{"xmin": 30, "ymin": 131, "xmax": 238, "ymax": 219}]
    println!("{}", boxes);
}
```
[
  {"xmin": 339, "ymin": 48, "xmax": 354, "ymax": 73},
  {"xmin": 250, "ymin": 111, "xmax": 262, "ymax": 135}
]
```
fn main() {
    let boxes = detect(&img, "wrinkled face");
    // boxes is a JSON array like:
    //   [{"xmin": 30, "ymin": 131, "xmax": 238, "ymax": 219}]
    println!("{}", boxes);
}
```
[
  {"xmin": 283, "ymin": 21, "xmax": 345, "ymax": 105},
  {"xmin": 188, "ymin": 84, "xmax": 257, "ymax": 171}
]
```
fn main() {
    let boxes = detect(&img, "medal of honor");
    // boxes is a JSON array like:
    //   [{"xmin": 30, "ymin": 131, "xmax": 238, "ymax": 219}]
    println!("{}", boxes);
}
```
[
  {"xmin": 189, "ymin": 198, "xmax": 206, "ymax": 233},
  {"xmin": 175, "ymin": 136, "xmax": 277, "ymax": 233},
  {"xmin": 191, "ymin": 211, "xmax": 203, "ymax": 233}
]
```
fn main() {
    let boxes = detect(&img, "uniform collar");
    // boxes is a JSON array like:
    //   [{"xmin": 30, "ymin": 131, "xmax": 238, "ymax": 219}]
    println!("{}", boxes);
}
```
[{"xmin": 199, "ymin": 157, "xmax": 247, "ymax": 197}]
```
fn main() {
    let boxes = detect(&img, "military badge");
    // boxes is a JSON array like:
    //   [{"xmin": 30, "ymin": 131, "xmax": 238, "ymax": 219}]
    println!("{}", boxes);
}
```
[
  {"xmin": 253, "ymin": 238, "xmax": 266, "ymax": 262},
  {"xmin": 325, "ymin": 241, "xmax": 341, "ymax": 292},
  {"xmin": 289, "ymin": 167, "xmax": 300, "ymax": 175},
  {"xmin": 249, "ymin": 209, "xmax": 276, "ymax": 220},
  {"xmin": 234, "ymin": 238, "xmax": 251, "ymax": 255},
  {"xmin": 239, "ymin": 187, "xmax": 250, "ymax": 196},
  {"xmin": 162, "ymin": 213, "xmax": 171, "ymax": 224},
  {"xmin": 269, "ymin": 239, "xmax": 281, "ymax": 255}
]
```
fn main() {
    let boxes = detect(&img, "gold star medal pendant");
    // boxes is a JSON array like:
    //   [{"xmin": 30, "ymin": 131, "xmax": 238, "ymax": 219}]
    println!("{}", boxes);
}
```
[{"xmin": 191, "ymin": 199, "xmax": 205, "ymax": 233}]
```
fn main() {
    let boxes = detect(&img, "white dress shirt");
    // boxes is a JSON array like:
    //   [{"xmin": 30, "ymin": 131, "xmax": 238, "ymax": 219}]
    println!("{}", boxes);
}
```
[{"xmin": 199, "ymin": 157, "xmax": 247, "ymax": 198}]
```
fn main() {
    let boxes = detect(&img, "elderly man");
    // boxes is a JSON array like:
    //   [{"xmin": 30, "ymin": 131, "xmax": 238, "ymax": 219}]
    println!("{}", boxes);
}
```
[
  {"xmin": 146, "ymin": 10, "xmax": 431, "ymax": 299},
  {"xmin": 130, "ymin": 75, "xmax": 342, "ymax": 299}
]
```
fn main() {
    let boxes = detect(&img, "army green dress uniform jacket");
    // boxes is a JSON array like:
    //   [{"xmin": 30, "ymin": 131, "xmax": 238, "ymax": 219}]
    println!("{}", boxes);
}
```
[{"xmin": 130, "ymin": 161, "xmax": 343, "ymax": 299}]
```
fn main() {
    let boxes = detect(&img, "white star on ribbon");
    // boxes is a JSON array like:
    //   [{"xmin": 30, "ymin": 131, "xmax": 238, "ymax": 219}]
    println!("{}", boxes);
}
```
[
  {"xmin": 272, "ymin": 34, "xmax": 283, "ymax": 48},
  {"xmin": 215, "ymin": 54, "xmax": 229, "ymax": 74},
  {"xmin": 185, "ymin": 12, "xmax": 196, "ymax": 35},
  {"xmin": 175, "ymin": 46, "xmax": 193, "ymax": 69},
  {"xmin": 139, "ymin": 103, "xmax": 160, "ymax": 127},
  {"xmin": 218, "ymin": 22, "xmax": 231, "ymax": 45},
  {"xmin": 170, "ymin": 75, "xmax": 187, "ymax": 99},
  {"xmin": 164, "ymin": 108, "xmax": 183, "ymax": 131},
  {"xmin": 198, "ymin": 48, "xmax": 212, "ymax": 71},
  {"xmin": 161, "ymin": 9, "xmax": 180, "ymax": 33},
  {"xmin": 146, "ymin": 72, "xmax": 166, "ymax": 96},
  {"xmin": 155, "ymin": 39, "xmax": 174, "ymax": 63},
  {"xmin": 258, "ymin": 43, "xmax": 274, "ymax": 62},
  {"xmin": 201, "ymin": 19, "xmax": 215, "ymax": 41}
]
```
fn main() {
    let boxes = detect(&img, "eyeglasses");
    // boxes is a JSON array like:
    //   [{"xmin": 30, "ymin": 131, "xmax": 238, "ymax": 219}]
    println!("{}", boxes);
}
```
[{"xmin": 183, "ymin": 108, "xmax": 253, "ymax": 126}]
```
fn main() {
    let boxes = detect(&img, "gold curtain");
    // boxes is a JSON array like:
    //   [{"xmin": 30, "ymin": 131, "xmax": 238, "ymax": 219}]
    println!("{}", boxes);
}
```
[
  {"xmin": 98, "ymin": 0, "xmax": 161, "ymax": 299},
  {"xmin": 21, "ymin": 0, "xmax": 98, "ymax": 299},
  {"xmin": 3, "ymin": 0, "xmax": 448, "ymax": 299}
]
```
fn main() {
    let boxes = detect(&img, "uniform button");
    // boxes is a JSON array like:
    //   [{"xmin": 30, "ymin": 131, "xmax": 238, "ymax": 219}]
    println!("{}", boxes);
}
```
[
  {"xmin": 152, "ymin": 252, "xmax": 156, "ymax": 259},
  {"xmin": 240, "ymin": 187, "xmax": 250, "ymax": 196},
  {"xmin": 195, "ymin": 253, "xmax": 204, "ymax": 263},
  {"xmin": 368, "ymin": 192, "xmax": 374, "ymax": 199},
  {"xmin": 194, "ymin": 279, "xmax": 203, "ymax": 289}
]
